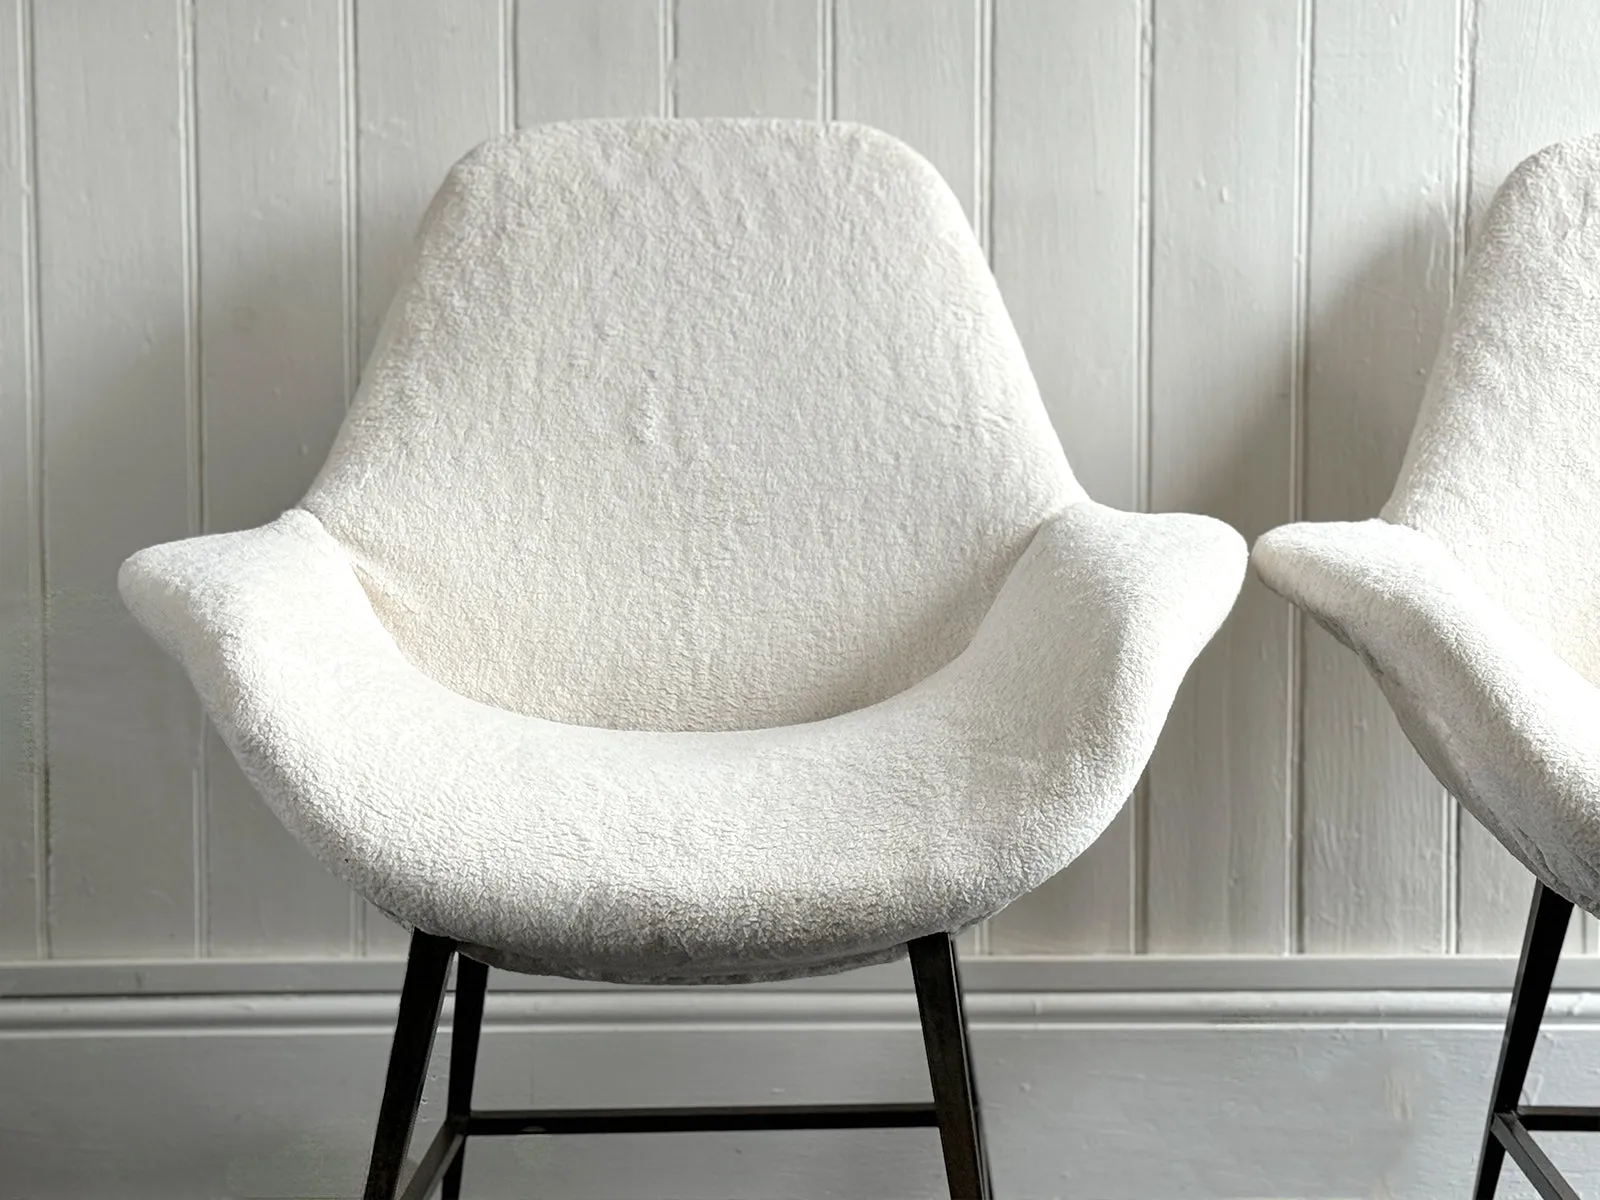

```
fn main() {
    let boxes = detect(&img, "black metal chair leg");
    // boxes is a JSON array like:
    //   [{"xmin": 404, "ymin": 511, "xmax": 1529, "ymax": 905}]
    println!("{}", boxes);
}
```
[
  {"xmin": 1473, "ymin": 881, "xmax": 1573, "ymax": 1200},
  {"xmin": 362, "ymin": 930, "xmax": 985, "ymax": 1197},
  {"xmin": 441, "ymin": 954, "xmax": 490, "ymax": 1200},
  {"xmin": 910, "ymin": 932, "xmax": 992, "ymax": 1200},
  {"xmin": 364, "ymin": 931, "xmax": 457, "ymax": 1200}
]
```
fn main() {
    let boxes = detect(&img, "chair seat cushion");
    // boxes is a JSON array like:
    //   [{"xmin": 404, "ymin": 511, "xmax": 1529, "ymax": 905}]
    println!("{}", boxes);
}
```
[
  {"xmin": 1255, "ymin": 520, "xmax": 1600, "ymax": 919},
  {"xmin": 121, "ymin": 504, "xmax": 1242, "ymax": 983}
]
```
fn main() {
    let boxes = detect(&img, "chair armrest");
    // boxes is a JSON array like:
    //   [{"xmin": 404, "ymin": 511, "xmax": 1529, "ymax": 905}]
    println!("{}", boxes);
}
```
[
  {"xmin": 1254, "ymin": 519, "xmax": 1600, "ymax": 904},
  {"xmin": 943, "ymin": 500, "xmax": 1246, "ymax": 842}
]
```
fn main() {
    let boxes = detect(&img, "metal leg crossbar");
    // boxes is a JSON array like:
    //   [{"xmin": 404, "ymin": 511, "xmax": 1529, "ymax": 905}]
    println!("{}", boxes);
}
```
[
  {"xmin": 361, "ymin": 932, "xmax": 993, "ymax": 1200},
  {"xmin": 1473, "ymin": 880, "xmax": 1582, "ymax": 1200}
]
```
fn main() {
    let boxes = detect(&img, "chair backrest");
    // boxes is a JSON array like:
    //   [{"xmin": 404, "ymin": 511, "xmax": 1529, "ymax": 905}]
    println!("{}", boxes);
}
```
[
  {"xmin": 1384, "ymin": 136, "xmax": 1600, "ymax": 684},
  {"xmin": 303, "ymin": 120, "xmax": 1081, "ymax": 731}
]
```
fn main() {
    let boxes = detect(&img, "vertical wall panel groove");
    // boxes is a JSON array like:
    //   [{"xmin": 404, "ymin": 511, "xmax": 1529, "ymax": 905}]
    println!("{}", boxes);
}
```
[
  {"xmin": 975, "ymin": 0, "xmax": 993, "ymax": 954},
  {"xmin": 0, "ymin": 0, "xmax": 43, "ymax": 959},
  {"xmin": 35, "ymin": 0, "xmax": 203, "ymax": 957},
  {"xmin": 1451, "ymin": 0, "xmax": 1477, "ymax": 289},
  {"xmin": 341, "ymin": 0, "xmax": 359, "ymax": 409},
  {"xmin": 1457, "ymin": 0, "xmax": 1600, "ymax": 955},
  {"xmin": 974, "ymin": 0, "xmax": 994, "ymax": 957},
  {"xmin": 502, "ymin": 0, "xmax": 518, "ymax": 133},
  {"xmin": 1131, "ymin": 0, "xmax": 1155, "ymax": 955},
  {"xmin": 1285, "ymin": 0, "xmax": 1313, "ymax": 954},
  {"xmin": 817, "ymin": 0, "xmax": 834, "ymax": 122},
  {"xmin": 339, "ymin": 0, "xmax": 362, "ymax": 954},
  {"xmin": 659, "ymin": 0, "xmax": 676, "ymax": 118},
  {"xmin": 178, "ymin": 0, "xmax": 206, "ymax": 957},
  {"xmin": 23, "ymin": 0, "xmax": 45, "ymax": 958},
  {"xmin": 986, "ymin": 0, "xmax": 1143, "ymax": 955},
  {"xmin": 974, "ymin": 0, "xmax": 993, "ymax": 259},
  {"xmin": 1446, "ymin": 0, "xmax": 1477, "ymax": 956}
]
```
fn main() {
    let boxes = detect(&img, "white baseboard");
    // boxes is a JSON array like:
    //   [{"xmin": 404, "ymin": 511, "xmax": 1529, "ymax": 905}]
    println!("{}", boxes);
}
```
[
  {"xmin": 12, "ymin": 952, "xmax": 1600, "ymax": 997},
  {"xmin": 5, "ymin": 959, "xmax": 1600, "ymax": 1199}
]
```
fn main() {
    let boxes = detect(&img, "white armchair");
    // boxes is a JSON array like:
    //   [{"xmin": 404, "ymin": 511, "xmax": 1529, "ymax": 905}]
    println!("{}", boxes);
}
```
[
  {"xmin": 1254, "ymin": 136, "xmax": 1600, "ymax": 1200},
  {"xmin": 121, "ymin": 119, "xmax": 1246, "ymax": 1199}
]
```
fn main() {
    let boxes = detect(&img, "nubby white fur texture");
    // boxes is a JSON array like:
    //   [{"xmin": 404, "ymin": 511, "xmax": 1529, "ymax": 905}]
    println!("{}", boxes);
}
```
[{"xmin": 121, "ymin": 120, "xmax": 1245, "ymax": 983}]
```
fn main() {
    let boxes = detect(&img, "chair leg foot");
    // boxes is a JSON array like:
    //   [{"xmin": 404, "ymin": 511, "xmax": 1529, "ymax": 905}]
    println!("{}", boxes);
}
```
[
  {"xmin": 364, "ymin": 930, "xmax": 456, "ymax": 1200},
  {"xmin": 910, "ymin": 932, "xmax": 992, "ymax": 1200},
  {"xmin": 441, "ymin": 954, "xmax": 490, "ymax": 1200},
  {"xmin": 1473, "ymin": 881, "xmax": 1572, "ymax": 1200}
]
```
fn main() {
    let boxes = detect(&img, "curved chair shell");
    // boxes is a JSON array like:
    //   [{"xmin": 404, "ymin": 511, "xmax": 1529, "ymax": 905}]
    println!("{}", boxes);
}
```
[
  {"xmin": 121, "ymin": 119, "xmax": 1246, "ymax": 984},
  {"xmin": 1254, "ymin": 136, "xmax": 1600, "ymax": 916}
]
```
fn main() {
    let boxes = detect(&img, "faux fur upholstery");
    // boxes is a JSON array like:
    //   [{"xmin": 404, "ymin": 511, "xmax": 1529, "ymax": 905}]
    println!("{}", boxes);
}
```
[
  {"xmin": 305, "ymin": 120, "xmax": 1082, "ymax": 731},
  {"xmin": 121, "ymin": 119, "xmax": 1246, "ymax": 983},
  {"xmin": 1254, "ymin": 136, "xmax": 1600, "ymax": 916}
]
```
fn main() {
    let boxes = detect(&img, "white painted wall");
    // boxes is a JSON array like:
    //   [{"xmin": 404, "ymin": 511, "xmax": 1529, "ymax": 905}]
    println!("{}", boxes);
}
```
[{"xmin": 3, "ymin": 0, "xmax": 1600, "ymax": 966}]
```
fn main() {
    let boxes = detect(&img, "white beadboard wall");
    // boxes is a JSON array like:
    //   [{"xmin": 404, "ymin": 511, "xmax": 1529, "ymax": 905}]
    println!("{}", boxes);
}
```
[{"xmin": 2, "ymin": 0, "xmax": 1598, "ymax": 965}]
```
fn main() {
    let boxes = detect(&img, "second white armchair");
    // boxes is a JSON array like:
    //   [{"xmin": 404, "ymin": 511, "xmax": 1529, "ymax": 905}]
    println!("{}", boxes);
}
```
[{"xmin": 1255, "ymin": 135, "xmax": 1600, "ymax": 1200}]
